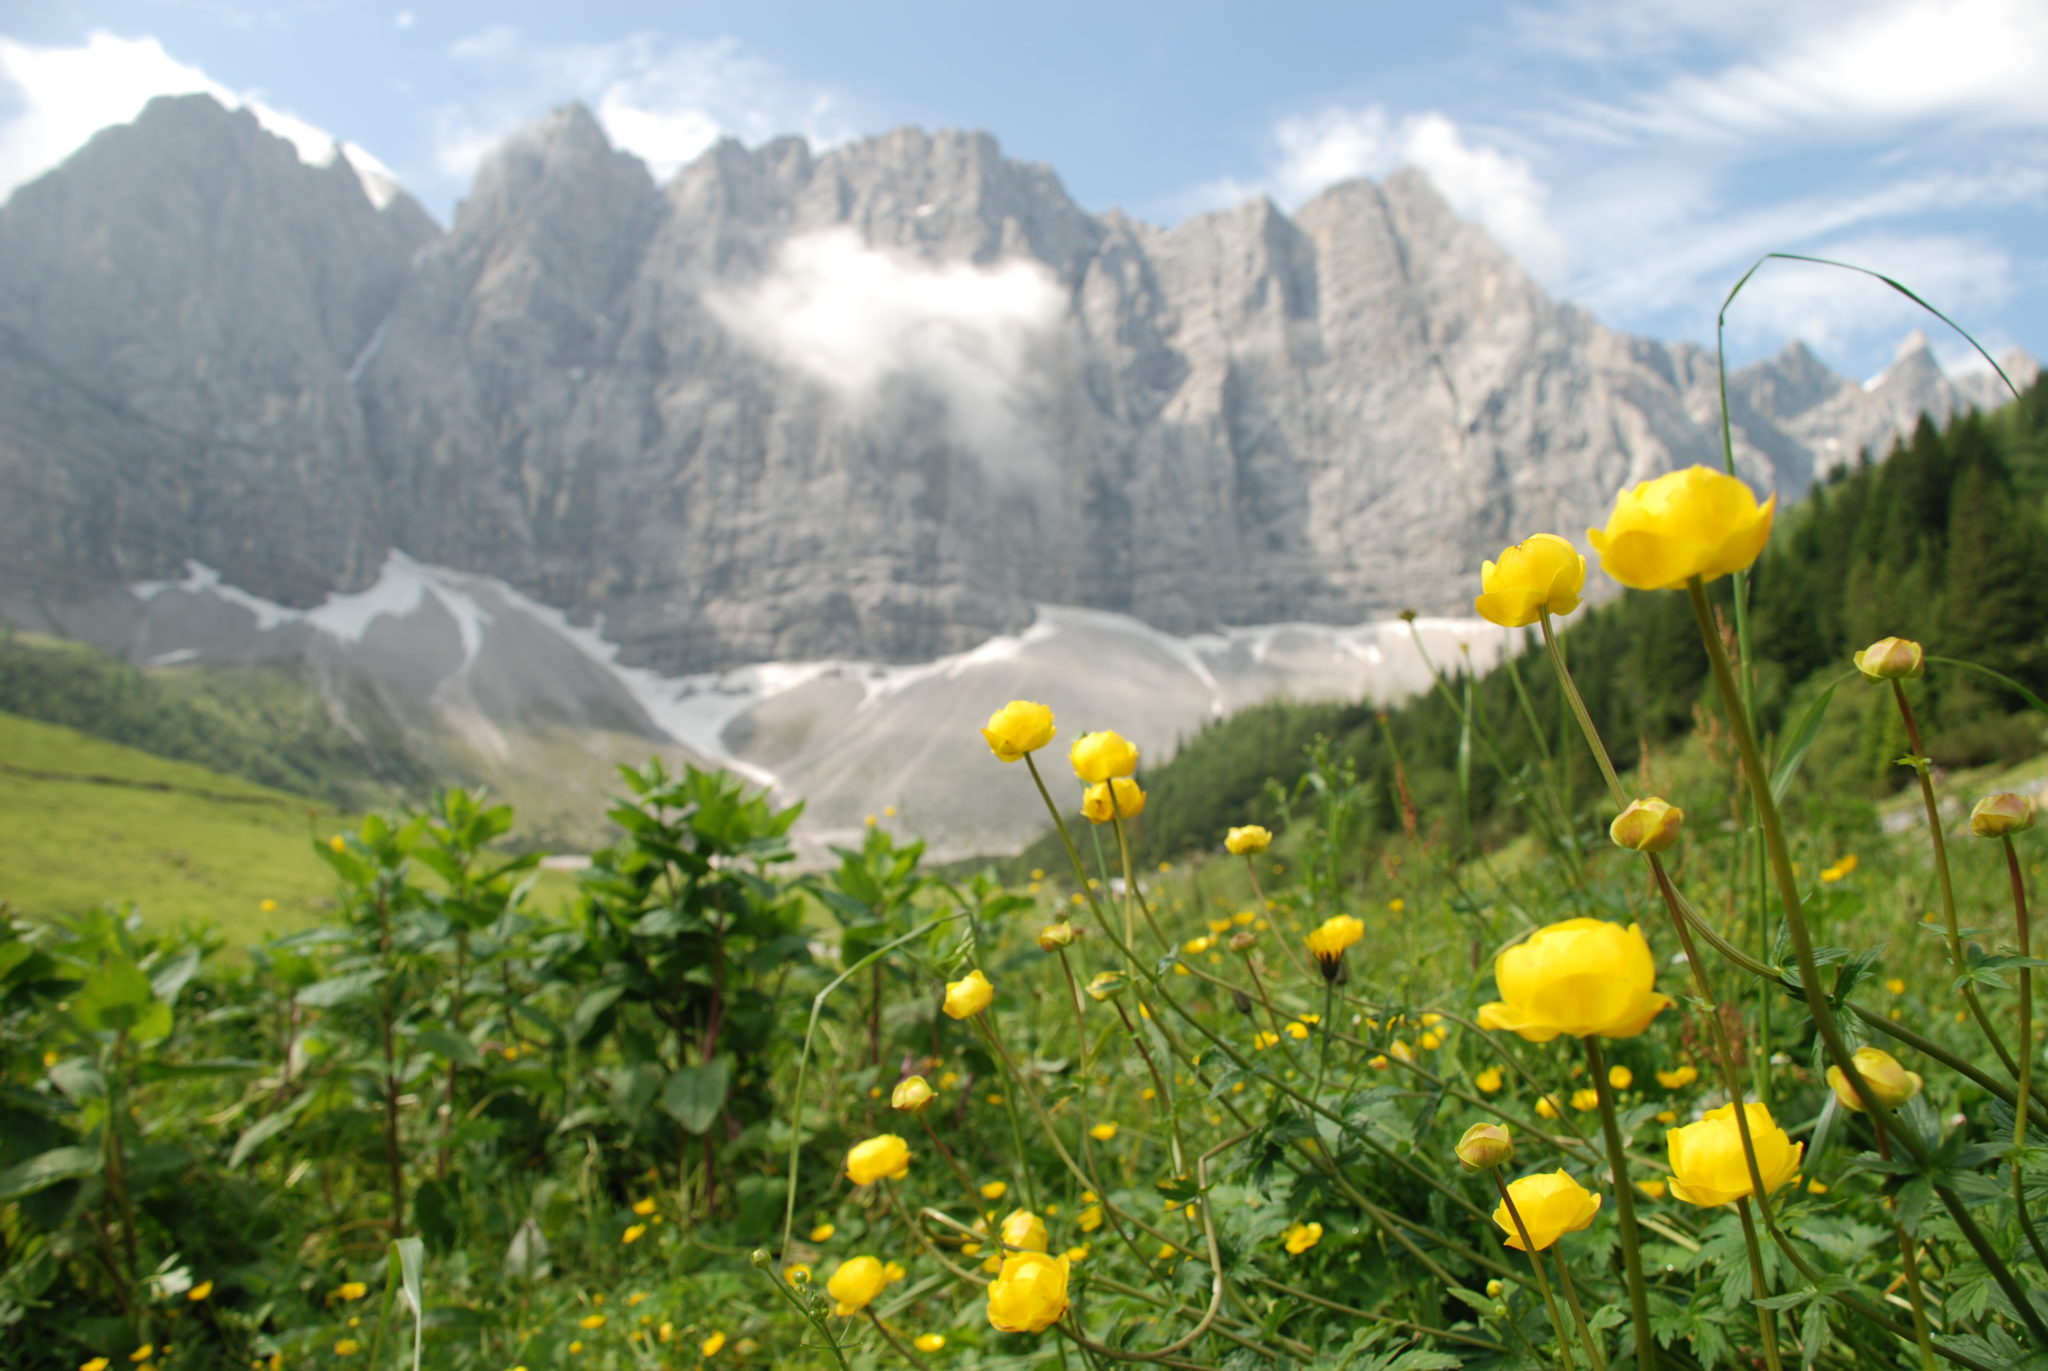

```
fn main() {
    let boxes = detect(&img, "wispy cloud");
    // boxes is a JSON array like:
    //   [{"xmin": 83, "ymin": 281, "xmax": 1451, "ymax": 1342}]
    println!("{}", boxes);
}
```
[
  {"xmin": 1190, "ymin": 104, "xmax": 1571, "ymax": 283},
  {"xmin": 433, "ymin": 27, "xmax": 860, "ymax": 184},
  {"xmin": 0, "ymin": 30, "xmax": 400, "ymax": 207}
]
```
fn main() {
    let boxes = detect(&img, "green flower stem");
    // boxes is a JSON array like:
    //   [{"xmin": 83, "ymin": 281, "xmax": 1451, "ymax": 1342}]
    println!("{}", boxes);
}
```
[
  {"xmin": 1891, "ymin": 679, "xmax": 2020, "ymax": 1080},
  {"xmin": 915, "ymin": 1113, "xmax": 989, "ymax": 1218},
  {"xmin": 1892, "ymin": 1217, "xmax": 1940, "ymax": 1371},
  {"xmin": 1055, "ymin": 951, "xmax": 1094, "ymax": 1078},
  {"xmin": 1311, "ymin": 976, "xmax": 1337, "ymax": 1105},
  {"xmin": 2000, "ymin": 835, "xmax": 2048, "ymax": 1273},
  {"xmin": 1734, "ymin": 1198, "xmax": 1786, "ymax": 1371},
  {"xmin": 1242, "ymin": 855, "xmax": 1316, "ymax": 986},
  {"xmin": 1584, "ymin": 1036, "xmax": 1656, "ymax": 1370},
  {"xmin": 755, "ymin": 1257, "xmax": 855, "ymax": 1371},
  {"xmin": 1493, "ymin": 1175, "xmax": 1579, "ymax": 1371},
  {"xmin": 1688, "ymin": 578, "xmax": 2048, "ymax": 1350},
  {"xmin": 1024, "ymin": 753, "xmax": 1112, "ymax": 929},
  {"xmin": 864, "ymin": 1307, "xmax": 932, "ymax": 1369},
  {"xmin": 1552, "ymin": 1244, "xmax": 1611, "ymax": 1371},
  {"xmin": 882, "ymin": 1185, "xmax": 987, "ymax": 1286},
  {"xmin": 1539, "ymin": 611, "xmax": 1626, "ymax": 809},
  {"xmin": 1246, "ymin": 1277, "xmax": 1509, "ymax": 1354}
]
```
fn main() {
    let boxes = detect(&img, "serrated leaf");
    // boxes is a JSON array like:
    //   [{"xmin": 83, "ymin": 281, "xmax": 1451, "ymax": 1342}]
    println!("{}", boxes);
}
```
[{"xmin": 659, "ymin": 1058, "xmax": 732, "ymax": 1135}]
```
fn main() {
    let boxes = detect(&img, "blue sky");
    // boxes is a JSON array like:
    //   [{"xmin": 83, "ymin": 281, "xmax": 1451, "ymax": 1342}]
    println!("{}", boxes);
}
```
[{"xmin": 3, "ymin": 0, "xmax": 2044, "ymax": 382}]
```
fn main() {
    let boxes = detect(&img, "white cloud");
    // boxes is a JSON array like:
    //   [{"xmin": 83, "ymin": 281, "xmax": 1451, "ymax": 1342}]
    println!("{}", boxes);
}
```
[
  {"xmin": 395, "ymin": 10, "xmax": 415, "ymax": 32},
  {"xmin": 0, "ymin": 30, "xmax": 403, "ymax": 207},
  {"xmin": 706, "ymin": 229, "xmax": 1066, "ymax": 466},
  {"xmin": 1195, "ymin": 104, "xmax": 1570, "ymax": 283},
  {"xmin": 435, "ymin": 28, "xmax": 856, "ymax": 184}
]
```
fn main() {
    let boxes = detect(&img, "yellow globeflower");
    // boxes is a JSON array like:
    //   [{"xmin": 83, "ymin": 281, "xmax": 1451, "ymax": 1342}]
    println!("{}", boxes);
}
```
[
  {"xmin": 1280, "ymin": 1221, "xmax": 1323, "ymax": 1254},
  {"xmin": 1475, "ymin": 1065, "xmax": 1504, "ymax": 1093},
  {"xmin": 333, "ymin": 1340, "xmax": 360, "ymax": 1357},
  {"xmin": 1305, "ymin": 915, "xmax": 1365, "ymax": 978},
  {"xmin": 943, "ymin": 969, "xmax": 995, "ymax": 1020},
  {"xmin": 1609, "ymin": 797, "xmax": 1684, "ymax": 853},
  {"xmin": 915, "ymin": 1333, "xmax": 947, "ymax": 1352},
  {"xmin": 827, "ymin": 1256, "xmax": 889, "ymax": 1316},
  {"xmin": 1853, "ymin": 636, "xmax": 1924, "ymax": 681},
  {"xmin": 1475, "ymin": 533, "xmax": 1586, "ymax": 627},
  {"xmin": 981, "ymin": 701, "xmax": 1056, "ymax": 763},
  {"xmin": 1586, "ymin": 465, "xmax": 1776, "ymax": 591},
  {"xmin": 1081, "ymin": 778, "xmax": 1146, "ymax": 824},
  {"xmin": 1477, "ymin": 918, "xmax": 1671, "ymax": 1042},
  {"xmin": 1224, "ymin": 825, "xmax": 1272, "ymax": 855},
  {"xmin": 1655, "ymin": 1064, "xmax": 1698, "ymax": 1090},
  {"xmin": 187, "ymin": 1280, "xmax": 213, "ymax": 1302},
  {"xmin": 986, "ymin": 1252, "xmax": 1071, "ymax": 1333},
  {"xmin": 337, "ymin": 1282, "xmax": 368, "ymax": 1301},
  {"xmin": 892, "ymin": 1075, "xmax": 936, "ymax": 1113},
  {"xmin": 1070, "ymin": 731, "xmax": 1139, "ymax": 783},
  {"xmin": 1608, "ymin": 1065, "xmax": 1633, "ymax": 1089},
  {"xmin": 579, "ymin": 1314, "xmax": 607, "ymax": 1330},
  {"xmin": 621, "ymin": 1223, "xmax": 647, "ymax": 1244},
  {"xmin": 1000, "ymin": 1209, "xmax": 1050, "ymax": 1253},
  {"xmin": 845, "ymin": 1134, "xmax": 913, "ymax": 1185},
  {"xmin": 1825, "ymin": 1047, "xmax": 1924, "ymax": 1113},
  {"xmin": 700, "ymin": 1331, "xmax": 726, "ymax": 1357},
  {"xmin": 1491, "ymin": 1170, "xmax": 1602, "ymax": 1251},
  {"xmin": 809, "ymin": 1222, "xmax": 837, "ymax": 1242},
  {"xmin": 1570, "ymin": 1089, "xmax": 1599, "ymax": 1112},
  {"xmin": 1971, "ymin": 792, "xmax": 2037, "ymax": 838},
  {"xmin": 1666, "ymin": 1102, "xmax": 1803, "ymax": 1207},
  {"xmin": 1089, "ymin": 1122, "xmax": 1119, "ymax": 1141},
  {"xmin": 82, "ymin": 1362, "xmax": 111, "ymax": 1371},
  {"xmin": 980, "ymin": 1180, "xmax": 1010, "ymax": 1201}
]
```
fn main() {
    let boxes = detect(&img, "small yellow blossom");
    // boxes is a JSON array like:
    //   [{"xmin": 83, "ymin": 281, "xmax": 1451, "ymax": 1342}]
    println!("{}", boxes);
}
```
[
  {"xmin": 980, "ymin": 1180, "xmax": 1009, "ymax": 1201},
  {"xmin": 188, "ymin": 1280, "xmax": 213, "ymax": 1301},
  {"xmin": 1608, "ymin": 1065, "xmax": 1633, "ymax": 1090},
  {"xmin": 1281, "ymin": 1221, "xmax": 1323, "ymax": 1254},
  {"xmin": 1570, "ymin": 1088, "xmax": 1599, "ymax": 1112},
  {"xmin": 1654, "ymin": 1065, "xmax": 1698, "ymax": 1090},
  {"xmin": 1536, "ymin": 1095, "xmax": 1562, "ymax": 1119},
  {"xmin": 1475, "ymin": 1065, "xmax": 1504, "ymax": 1093},
  {"xmin": 1089, "ymin": 1122, "xmax": 1119, "ymax": 1141},
  {"xmin": 580, "ymin": 1314, "xmax": 607, "ymax": 1330},
  {"xmin": 1636, "ymin": 1180, "xmax": 1668, "ymax": 1200},
  {"xmin": 622, "ymin": 1224, "xmax": 647, "ymax": 1244},
  {"xmin": 915, "ymin": 1334, "xmax": 947, "ymax": 1352},
  {"xmin": 810, "ymin": 1222, "xmax": 836, "ymax": 1242},
  {"xmin": 334, "ymin": 1341, "xmax": 360, "ymax": 1357}
]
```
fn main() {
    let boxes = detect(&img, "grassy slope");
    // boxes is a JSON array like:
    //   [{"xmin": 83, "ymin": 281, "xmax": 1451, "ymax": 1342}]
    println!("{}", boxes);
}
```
[{"xmin": 0, "ymin": 711, "xmax": 355, "ymax": 937}]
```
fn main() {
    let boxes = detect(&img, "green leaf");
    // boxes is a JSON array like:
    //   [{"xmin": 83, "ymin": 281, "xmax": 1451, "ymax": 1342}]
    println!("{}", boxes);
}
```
[
  {"xmin": 568, "ymin": 984, "xmax": 624, "ymax": 1045},
  {"xmin": 414, "ymin": 1028, "xmax": 481, "ymax": 1070},
  {"xmin": 660, "ymin": 1057, "xmax": 733, "ymax": 1135},
  {"xmin": 0, "ymin": 1145, "xmax": 100, "ymax": 1200},
  {"xmin": 230, "ymin": 1096, "xmax": 310, "ymax": 1169},
  {"xmin": 1770, "ymin": 678, "xmax": 1840, "ymax": 805},
  {"xmin": 297, "ymin": 968, "xmax": 388, "ymax": 1008},
  {"xmin": 76, "ymin": 956, "xmax": 171, "ymax": 1043}
]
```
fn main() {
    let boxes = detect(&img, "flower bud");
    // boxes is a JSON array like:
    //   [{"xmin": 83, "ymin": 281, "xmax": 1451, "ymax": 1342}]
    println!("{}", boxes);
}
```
[
  {"xmin": 750, "ymin": 1249, "xmax": 773, "ymax": 1269},
  {"xmin": 1228, "ymin": 930, "xmax": 1256, "ymax": 953},
  {"xmin": 1825, "ymin": 1047, "xmax": 1923, "ymax": 1113},
  {"xmin": 1037, "ymin": 921, "xmax": 1077, "ymax": 952},
  {"xmin": 1455, "ymin": 1122, "xmax": 1515, "ymax": 1172},
  {"xmin": 1231, "ymin": 989, "xmax": 1254, "ymax": 1016},
  {"xmin": 1970, "ymin": 792, "xmax": 2037, "ymax": 839},
  {"xmin": 1085, "ymin": 970, "xmax": 1129, "ymax": 1002},
  {"xmin": 1224, "ymin": 825, "xmax": 1273, "ymax": 855},
  {"xmin": 1853, "ymin": 636, "xmax": 1924, "ymax": 681},
  {"xmin": 1609, "ymin": 797, "xmax": 1684, "ymax": 853},
  {"xmin": 891, "ymin": 1076, "xmax": 936, "ymax": 1114}
]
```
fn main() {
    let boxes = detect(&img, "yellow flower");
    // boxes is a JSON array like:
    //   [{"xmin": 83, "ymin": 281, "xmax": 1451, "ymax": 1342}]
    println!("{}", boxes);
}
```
[
  {"xmin": 129, "ymin": 1350, "xmax": 152, "ymax": 1365},
  {"xmin": 1182, "ymin": 935, "xmax": 1212, "ymax": 955},
  {"xmin": 1000, "ymin": 1209, "xmax": 1050, "ymax": 1253},
  {"xmin": 1281, "ymin": 1221, "xmax": 1323, "ymax": 1254},
  {"xmin": 1475, "ymin": 1065, "xmax": 1504, "ymax": 1093},
  {"xmin": 188, "ymin": 1280, "xmax": 213, "ymax": 1301},
  {"xmin": 1070, "ymin": 730, "xmax": 1139, "ymax": 783},
  {"xmin": 1608, "ymin": 1065, "xmax": 1633, "ymax": 1090},
  {"xmin": 700, "ymin": 1331, "xmax": 726, "ymax": 1357},
  {"xmin": 1477, "ymin": 918, "xmax": 1671, "ymax": 1042},
  {"xmin": 1253, "ymin": 1030, "xmax": 1280, "ymax": 1050},
  {"xmin": 1081, "ymin": 777, "xmax": 1146, "ymax": 824},
  {"xmin": 329, "ymin": 834, "xmax": 348, "ymax": 853},
  {"xmin": 1636, "ymin": 1179, "xmax": 1668, "ymax": 1200},
  {"xmin": 579, "ymin": 1314, "xmax": 607, "ymax": 1330},
  {"xmin": 337, "ymin": 1282, "xmax": 368, "ymax": 1301},
  {"xmin": 985, "ymin": 1251, "xmax": 1071, "ymax": 1333},
  {"xmin": 631, "ymin": 1197, "xmax": 657, "ymax": 1216},
  {"xmin": 1971, "ymin": 793, "xmax": 2038, "ymax": 838},
  {"xmin": 1077, "ymin": 1204, "xmax": 1104, "ymax": 1232},
  {"xmin": 1475, "ymin": 533, "xmax": 1586, "ymax": 627},
  {"xmin": 626, "ymin": 1291, "xmax": 648, "ymax": 1306},
  {"xmin": 1666, "ymin": 1102, "xmax": 1803, "ymax": 1207},
  {"xmin": 827, "ymin": 1256, "xmax": 889, "ymax": 1316},
  {"xmin": 1037, "ymin": 921, "xmax": 1077, "ymax": 951},
  {"xmin": 915, "ymin": 1334, "xmax": 947, "ymax": 1352},
  {"xmin": 1610, "ymin": 797, "xmax": 1684, "ymax": 853},
  {"xmin": 884, "ymin": 1260, "xmax": 907, "ymax": 1282},
  {"xmin": 334, "ymin": 1340, "xmax": 361, "ymax": 1357},
  {"xmin": 82, "ymin": 1361, "xmax": 111, "ymax": 1371},
  {"xmin": 1853, "ymin": 636, "xmax": 1924, "ymax": 681},
  {"xmin": 981, "ymin": 700, "xmax": 1056, "ymax": 763},
  {"xmin": 784, "ymin": 1263, "xmax": 812, "ymax": 1284},
  {"xmin": 568, "ymin": 1342, "xmax": 583, "ymax": 1355},
  {"xmin": 942, "ymin": 969, "xmax": 995, "ymax": 1019},
  {"xmin": 1491, "ymin": 1170, "xmax": 1602, "ymax": 1251},
  {"xmin": 1825, "ymin": 1047, "xmax": 1924, "ymax": 1113},
  {"xmin": 1535, "ymin": 1094, "xmax": 1561, "ymax": 1119},
  {"xmin": 1287, "ymin": 1021, "xmax": 1312, "ymax": 1041},
  {"xmin": 1570, "ymin": 1088, "xmax": 1599, "ymax": 1112},
  {"xmin": 1655, "ymin": 1065, "xmax": 1698, "ymax": 1090},
  {"xmin": 1224, "ymin": 825, "xmax": 1272, "ymax": 855},
  {"xmin": 1884, "ymin": 978, "xmax": 1906, "ymax": 995},
  {"xmin": 1586, "ymin": 465, "xmax": 1776, "ymax": 590},
  {"xmin": 1455, "ymin": 1123, "xmax": 1514, "ymax": 1172},
  {"xmin": 846, "ymin": 1134, "xmax": 913, "ymax": 1185},
  {"xmin": 1305, "ymin": 915, "xmax": 1365, "ymax": 976},
  {"xmin": 810, "ymin": 1222, "xmax": 837, "ymax": 1242},
  {"xmin": 1089, "ymin": 1122, "xmax": 1119, "ymax": 1141},
  {"xmin": 1656, "ymin": 1109, "xmax": 1678, "ymax": 1125},
  {"xmin": 980, "ymin": 1180, "xmax": 1009, "ymax": 1200},
  {"xmin": 622, "ymin": 1224, "xmax": 647, "ymax": 1244},
  {"xmin": 259, "ymin": 898, "xmax": 278, "ymax": 913}
]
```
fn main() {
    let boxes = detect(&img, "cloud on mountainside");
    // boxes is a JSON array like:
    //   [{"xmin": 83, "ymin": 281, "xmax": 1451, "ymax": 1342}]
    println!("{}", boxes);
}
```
[
  {"xmin": 435, "ymin": 26, "xmax": 859, "ymax": 183},
  {"xmin": 0, "ymin": 31, "xmax": 399, "ymax": 206},
  {"xmin": 706, "ymin": 229, "xmax": 1068, "ymax": 473}
]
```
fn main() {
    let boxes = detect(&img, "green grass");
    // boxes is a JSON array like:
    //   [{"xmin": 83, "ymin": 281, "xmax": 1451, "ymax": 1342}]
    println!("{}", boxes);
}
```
[{"xmin": 0, "ymin": 711, "xmax": 356, "ymax": 936}]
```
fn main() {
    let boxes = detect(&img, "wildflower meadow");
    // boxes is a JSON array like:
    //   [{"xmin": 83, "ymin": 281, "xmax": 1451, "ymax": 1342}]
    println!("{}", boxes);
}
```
[{"xmin": 7, "ymin": 273, "xmax": 2048, "ymax": 1371}]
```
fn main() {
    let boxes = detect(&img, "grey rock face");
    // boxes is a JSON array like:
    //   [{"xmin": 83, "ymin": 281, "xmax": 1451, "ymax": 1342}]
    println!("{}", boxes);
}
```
[
  {"xmin": 3, "ymin": 97, "xmax": 2035, "ymax": 671},
  {"xmin": 0, "ymin": 94, "xmax": 437, "ymax": 605}
]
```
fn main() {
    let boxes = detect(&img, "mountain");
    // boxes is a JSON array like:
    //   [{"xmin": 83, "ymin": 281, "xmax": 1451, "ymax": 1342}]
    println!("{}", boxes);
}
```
[{"xmin": 0, "ymin": 94, "xmax": 2035, "ymax": 853}]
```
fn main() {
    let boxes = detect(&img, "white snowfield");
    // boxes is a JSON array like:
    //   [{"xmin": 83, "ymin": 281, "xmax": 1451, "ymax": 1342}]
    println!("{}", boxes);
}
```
[{"xmin": 121, "ymin": 553, "xmax": 1513, "ymax": 860}]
